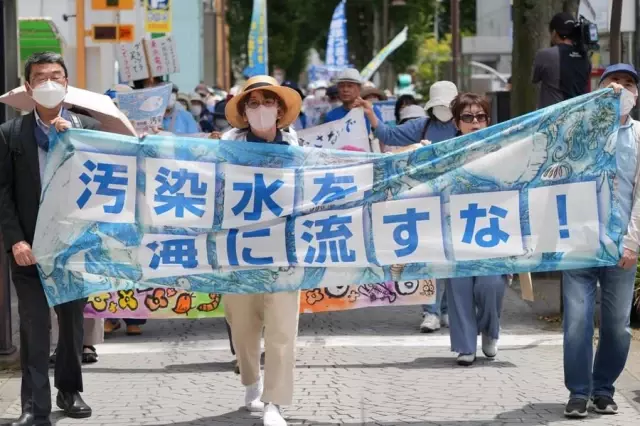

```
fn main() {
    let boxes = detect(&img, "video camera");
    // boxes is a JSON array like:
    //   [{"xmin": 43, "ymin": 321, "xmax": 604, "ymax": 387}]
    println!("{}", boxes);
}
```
[{"xmin": 572, "ymin": 15, "xmax": 600, "ymax": 52}]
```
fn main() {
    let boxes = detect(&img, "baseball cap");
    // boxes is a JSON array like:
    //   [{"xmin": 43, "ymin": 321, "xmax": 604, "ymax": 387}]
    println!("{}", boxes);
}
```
[
  {"xmin": 549, "ymin": 12, "xmax": 576, "ymax": 37},
  {"xmin": 599, "ymin": 63, "xmax": 639, "ymax": 85}
]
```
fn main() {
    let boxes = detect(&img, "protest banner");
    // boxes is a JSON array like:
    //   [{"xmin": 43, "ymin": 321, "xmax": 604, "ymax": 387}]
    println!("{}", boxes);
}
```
[
  {"xmin": 297, "ymin": 108, "xmax": 370, "ymax": 151},
  {"xmin": 361, "ymin": 26, "xmax": 409, "ymax": 81},
  {"xmin": 326, "ymin": 0, "xmax": 348, "ymax": 68},
  {"xmin": 84, "ymin": 280, "xmax": 436, "ymax": 319},
  {"xmin": 116, "ymin": 41, "xmax": 149, "ymax": 82},
  {"xmin": 144, "ymin": 0, "xmax": 172, "ymax": 33},
  {"xmin": 243, "ymin": 0, "xmax": 268, "ymax": 77},
  {"xmin": 116, "ymin": 84, "xmax": 172, "ymax": 131},
  {"xmin": 34, "ymin": 90, "xmax": 622, "ymax": 307}
]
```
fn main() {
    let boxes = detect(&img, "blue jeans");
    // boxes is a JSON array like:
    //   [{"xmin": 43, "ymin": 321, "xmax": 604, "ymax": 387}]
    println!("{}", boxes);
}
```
[
  {"xmin": 422, "ymin": 279, "xmax": 448, "ymax": 316},
  {"xmin": 562, "ymin": 265, "xmax": 636, "ymax": 400},
  {"xmin": 447, "ymin": 275, "xmax": 506, "ymax": 354}
]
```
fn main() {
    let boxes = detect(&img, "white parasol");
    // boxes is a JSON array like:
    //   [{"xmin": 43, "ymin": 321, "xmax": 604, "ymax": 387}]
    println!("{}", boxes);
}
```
[{"xmin": 0, "ymin": 85, "xmax": 137, "ymax": 136}]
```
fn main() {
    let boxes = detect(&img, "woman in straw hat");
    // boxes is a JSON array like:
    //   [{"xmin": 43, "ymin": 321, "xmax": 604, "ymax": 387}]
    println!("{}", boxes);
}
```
[{"xmin": 222, "ymin": 75, "xmax": 302, "ymax": 426}]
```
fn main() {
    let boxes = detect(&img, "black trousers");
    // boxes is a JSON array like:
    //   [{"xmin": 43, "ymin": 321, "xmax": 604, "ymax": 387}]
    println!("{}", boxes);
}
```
[{"xmin": 11, "ymin": 258, "xmax": 86, "ymax": 417}]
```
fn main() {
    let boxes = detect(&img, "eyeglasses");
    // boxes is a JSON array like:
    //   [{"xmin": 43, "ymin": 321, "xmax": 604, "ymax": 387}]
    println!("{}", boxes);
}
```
[
  {"xmin": 460, "ymin": 113, "xmax": 488, "ymax": 124},
  {"xmin": 246, "ymin": 98, "xmax": 277, "ymax": 109},
  {"xmin": 31, "ymin": 74, "xmax": 67, "ymax": 87}
]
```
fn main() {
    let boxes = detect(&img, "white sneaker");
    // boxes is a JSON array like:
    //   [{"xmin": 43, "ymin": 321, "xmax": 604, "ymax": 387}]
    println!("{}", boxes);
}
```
[
  {"xmin": 440, "ymin": 313, "xmax": 449, "ymax": 328},
  {"xmin": 482, "ymin": 334, "xmax": 498, "ymax": 358},
  {"xmin": 456, "ymin": 353, "xmax": 476, "ymax": 366},
  {"xmin": 420, "ymin": 313, "xmax": 441, "ymax": 333},
  {"xmin": 245, "ymin": 378, "xmax": 264, "ymax": 412},
  {"xmin": 263, "ymin": 403, "xmax": 287, "ymax": 426}
]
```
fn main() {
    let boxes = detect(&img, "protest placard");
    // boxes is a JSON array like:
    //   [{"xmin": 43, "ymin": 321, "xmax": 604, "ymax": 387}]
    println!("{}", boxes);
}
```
[
  {"xmin": 144, "ymin": 35, "xmax": 179, "ymax": 78},
  {"xmin": 116, "ymin": 41, "xmax": 149, "ymax": 82},
  {"xmin": 297, "ymin": 108, "xmax": 370, "ymax": 151},
  {"xmin": 116, "ymin": 84, "xmax": 172, "ymax": 131},
  {"xmin": 34, "ymin": 90, "xmax": 622, "ymax": 306}
]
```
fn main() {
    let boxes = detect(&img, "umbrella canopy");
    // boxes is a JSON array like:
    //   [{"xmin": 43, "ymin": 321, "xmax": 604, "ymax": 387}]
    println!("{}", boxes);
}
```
[{"xmin": 0, "ymin": 85, "xmax": 137, "ymax": 136}]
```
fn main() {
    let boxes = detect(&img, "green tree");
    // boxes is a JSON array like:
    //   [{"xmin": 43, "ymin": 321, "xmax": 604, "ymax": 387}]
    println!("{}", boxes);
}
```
[{"xmin": 416, "ymin": 34, "xmax": 452, "ymax": 94}]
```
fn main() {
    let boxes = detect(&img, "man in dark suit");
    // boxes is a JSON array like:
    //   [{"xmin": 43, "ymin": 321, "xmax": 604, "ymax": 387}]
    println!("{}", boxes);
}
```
[{"xmin": 0, "ymin": 52, "xmax": 99, "ymax": 426}]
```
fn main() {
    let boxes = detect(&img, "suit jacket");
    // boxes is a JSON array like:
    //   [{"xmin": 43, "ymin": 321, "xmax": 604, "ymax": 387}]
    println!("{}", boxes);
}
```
[{"xmin": 0, "ymin": 112, "xmax": 100, "ymax": 252}]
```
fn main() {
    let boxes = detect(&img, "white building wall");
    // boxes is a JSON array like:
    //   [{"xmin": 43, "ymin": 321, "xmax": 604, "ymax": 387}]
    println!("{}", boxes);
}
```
[{"xmin": 16, "ymin": 0, "xmax": 202, "ymax": 93}]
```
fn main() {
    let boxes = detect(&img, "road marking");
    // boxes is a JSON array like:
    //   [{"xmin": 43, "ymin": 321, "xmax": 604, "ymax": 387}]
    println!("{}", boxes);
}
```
[{"xmin": 95, "ymin": 333, "xmax": 563, "ymax": 355}]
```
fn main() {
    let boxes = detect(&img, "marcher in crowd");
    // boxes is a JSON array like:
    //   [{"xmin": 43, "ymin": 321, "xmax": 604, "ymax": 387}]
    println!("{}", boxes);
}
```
[
  {"xmin": 445, "ymin": 93, "xmax": 507, "ymax": 366},
  {"xmin": 356, "ymin": 81, "xmax": 458, "ymax": 149},
  {"xmin": 394, "ymin": 94, "xmax": 417, "ymax": 124},
  {"xmin": 222, "ymin": 75, "xmax": 303, "ymax": 426},
  {"xmin": 162, "ymin": 84, "xmax": 199, "ymax": 134},
  {"xmin": 190, "ymin": 93, "xmax": 214, "ymax": 133},
  {"xmin": 397, "ymin": 104, "xmax": 426, "ymax": 125},
  {"xmin": 211, "ymin": 99, "xmax": 230, "ymax": 138},
  {"xmin": 562, "ymin": 63, "xmax": 640, "ymax": 419},
  {"xmin": 177, "ymin": 93, "xmax": 191, "ymax": 112},
  {"xmin": 362, "ymin": 87, "xmax": 387, "ymax": 103},
  {"xmin": 0, "ymin": 52, "xmax": 97, "ymax": 426},
  {"xmin": 326, "ymin": 85, "xmax": 341, "ymax": 109},
  {"xmin": 324, "ymin": 68, "xmax": 383, "ymax": 133}
]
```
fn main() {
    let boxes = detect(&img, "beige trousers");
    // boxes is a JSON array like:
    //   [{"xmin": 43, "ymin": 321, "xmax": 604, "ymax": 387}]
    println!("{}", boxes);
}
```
[
  {"xmin": 224, "ymin": 290, "xmax": 300, "ymax": 406},
  {"xmin": 83, "ymin": 318, "xmax": 104, "ymax": 346}
]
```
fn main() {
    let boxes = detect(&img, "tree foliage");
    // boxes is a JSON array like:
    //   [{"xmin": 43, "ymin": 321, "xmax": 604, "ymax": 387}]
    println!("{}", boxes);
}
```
[{"xmin": 226, "ymin": 0, "xmax": 476, "ymax": 84}]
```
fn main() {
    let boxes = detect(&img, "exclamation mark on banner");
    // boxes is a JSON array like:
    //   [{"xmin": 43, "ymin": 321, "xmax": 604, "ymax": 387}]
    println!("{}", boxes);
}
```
[{"xmin": 556, "ymin": 194, "xmax": 570, "ymax": 239}]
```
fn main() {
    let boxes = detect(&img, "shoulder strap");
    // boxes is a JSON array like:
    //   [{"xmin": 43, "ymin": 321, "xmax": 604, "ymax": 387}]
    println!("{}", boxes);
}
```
[
  {"xmin": 422, "ymin": 117, "xmax": 432, "ymax": 140},
  {"xmin": 68, "ymin": 112, "xmax": 83, "ymax": 129}
]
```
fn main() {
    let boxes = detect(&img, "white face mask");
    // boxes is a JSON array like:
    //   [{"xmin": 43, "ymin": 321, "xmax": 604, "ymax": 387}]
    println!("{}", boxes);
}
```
[
  {"xmin": 331, "ymin": 101, "xmax": 342, "ymax": 108},
  {"xmin": 315, "ymin": 89, "xmax": 326, "ymax": 98},
  {"xmin": 31, "ymin": 80, "xmax": 66, "ymax": 109},
  {"xmin": 432, "ymin": 105, "xmax": 453, "ymax": 122},
  {"xmin": 191, "ymin": 105, "xmax": 202, "ymax": 117},
  {"xmin": 621, "ymin": 88, "xmax": 637, "ymax": 116},
  {"xmin": 246, "ymin": 105, "xmax": 279, "ymax": 131},
  {"xmin": 168, "ymin": 93, "xmax": 177, "ymax": 109}
]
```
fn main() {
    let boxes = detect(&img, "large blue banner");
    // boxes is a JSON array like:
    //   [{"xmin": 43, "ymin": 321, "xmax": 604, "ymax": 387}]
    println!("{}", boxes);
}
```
[
  {"xmin": 326, "ymin": 0, "xmax": 348, "ymax": 68},
  {"xmin": 34, "ymin": 90, "xmax": 622, "ymax": 306},
  {"xmin": 243, "ymin": 0, "xmax": 268, "ymax": 77}
]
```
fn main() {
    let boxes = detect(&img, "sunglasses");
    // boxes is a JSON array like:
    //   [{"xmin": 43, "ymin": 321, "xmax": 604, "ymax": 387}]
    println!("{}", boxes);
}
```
[{"xmin": 460, "ymin": 113, "xmax": 488, "ymax": 124}]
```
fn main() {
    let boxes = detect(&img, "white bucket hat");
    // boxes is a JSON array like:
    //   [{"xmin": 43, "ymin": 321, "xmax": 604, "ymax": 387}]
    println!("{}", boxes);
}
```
[
  {"xmin": 399, "ymin": 104, "xmax": 426, "ymax": 122},
  {"xmin": 335, "ymin": 68, "xmax": 363, "ymax": 85},
  {"xmin": 424, "ymin": 81, "xmax": 458, "ymax": 111}
]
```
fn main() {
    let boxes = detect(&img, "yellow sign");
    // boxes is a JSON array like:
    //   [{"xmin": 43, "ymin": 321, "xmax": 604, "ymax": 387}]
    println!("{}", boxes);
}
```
[
  {"xmin": 91, "ymin": 24, "xmax": 135, "ymax": 43},
  {"xmin": 91, "ymin": 0, "xmax": 135, "ymax": 10},
  {"xmin": 144, "ymin": 0, "xmax": 172, "ymax": 33}
]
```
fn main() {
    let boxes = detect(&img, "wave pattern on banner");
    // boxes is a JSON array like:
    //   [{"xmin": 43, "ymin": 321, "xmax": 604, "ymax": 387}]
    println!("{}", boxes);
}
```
[
  {"xmin": 84, "ymin": 280, "xmax": 436, "ymax": 319},
  {"xmin": 34, "ymin": 90, "xmax": 621, "ymax": 306}
]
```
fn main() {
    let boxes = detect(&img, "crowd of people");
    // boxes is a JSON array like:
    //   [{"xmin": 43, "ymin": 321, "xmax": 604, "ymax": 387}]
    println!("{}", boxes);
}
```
[{"xmin": 1, "ymin": 11, "xmax": 640, "ymax": 426}]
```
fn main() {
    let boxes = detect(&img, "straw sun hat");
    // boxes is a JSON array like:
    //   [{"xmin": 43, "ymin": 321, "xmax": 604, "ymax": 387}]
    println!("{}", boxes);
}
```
[{"xmin": 225, "ymin": 75, "xmax": 302, "ymax": 130}]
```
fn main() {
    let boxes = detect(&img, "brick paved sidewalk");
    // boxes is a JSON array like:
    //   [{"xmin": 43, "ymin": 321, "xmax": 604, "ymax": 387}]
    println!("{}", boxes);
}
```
[{"xmin": 1, "ymin": 288, "xmax": 639, "ymax": 425}]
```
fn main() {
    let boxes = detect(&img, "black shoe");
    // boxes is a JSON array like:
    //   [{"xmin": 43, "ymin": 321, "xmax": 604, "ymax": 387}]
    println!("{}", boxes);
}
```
[
  {"xmin": 592, "ymin": 395, "xmax": 618, "ymax": 414},
  {"xmin": 56, "ymin": 391, "xmax": 92, "ymax": 419},
  {"xmin": 7, "ymin": 413, "xmax": 51, "ymax": 426},
  {"xmin": 82, "ymin": 345, "xmax": 99, "ymax": 364},
  {"xmin": 564, "ymin": 398, "xmax": 588, "ymax": 418}
]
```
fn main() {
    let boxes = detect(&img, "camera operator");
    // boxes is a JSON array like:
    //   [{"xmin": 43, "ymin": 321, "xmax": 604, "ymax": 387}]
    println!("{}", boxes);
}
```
[{"xmin": 532, "ymin": 12, "xmax": 591, "ymax": 109}]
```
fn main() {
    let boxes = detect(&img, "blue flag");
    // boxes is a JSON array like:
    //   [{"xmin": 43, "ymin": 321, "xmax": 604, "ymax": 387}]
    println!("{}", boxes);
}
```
[
  {"xmin": 243, "ymin": 0, "xmax": 268, "ymax": 77},
  {"xmin": 326, "ymin": 0, "xmax": 348, "ymax": 67}
]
